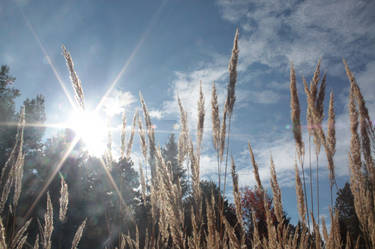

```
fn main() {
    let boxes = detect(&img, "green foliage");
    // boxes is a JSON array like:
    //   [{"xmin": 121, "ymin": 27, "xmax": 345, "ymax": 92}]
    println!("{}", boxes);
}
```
[
  {"xmin": 0, "ymin": 65, "xmax": 46, "ymax": 165},
  {"xmin": 0, "ymin": 65, "xmax": 48, "ymax": 246},
  {"xmin": 335, "ymin": 182, "xmax": 365, "ymax": 248},
  {"xmin": 0, "ymin": 64, "xmax": 141, "ymax": 248},
  {"xmin": 23, "ymin": 95, "xmax": 46, "ymax": 153},
  {"xmin": 81, "ymin": 156, "xmax": 140, "ymax": 248},
  {"xmin": 0, "ymin": 65, "xmax": 20, "ymax": 165},
  {"xmin": 162, "ymin": 133, "xmax": 188, "ymax": 197},
  {"xmin": 19, "ymin": 131, "xmax": 142, "ymax": 249}
]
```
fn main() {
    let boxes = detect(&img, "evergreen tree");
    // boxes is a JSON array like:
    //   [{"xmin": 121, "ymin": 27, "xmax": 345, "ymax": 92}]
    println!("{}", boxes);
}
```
[
  {"xmin": 0, "ymin": 65, "xmax": 20, "ymax": 165},
  {"xmin": 335, "ymin": 182, "xmax": 365, "ymax": 248},
  {"xmin": 23, "ymin": 95, "xmax": 46, "ymax": 153},
  {"xmin": 162, "ymin": 133, "xmax": 188, "ymax": 197},
  {"xmin": 0, "ymin": 65, "xmax": 48, "ymax": 246},
  {"xmin": 79, "ymin": 156, "xmax": 140, "ymax": 248},
  {"xmin": 183, "ymin": 180, "xmax": 237, "ymax": 242},
  {"xmin": 0, "ymin": 65, "xmax": 47, "ymax": 165},
  {"xmin": 16, "ymin": 130, "xmax": 87, "ymax": 248}
]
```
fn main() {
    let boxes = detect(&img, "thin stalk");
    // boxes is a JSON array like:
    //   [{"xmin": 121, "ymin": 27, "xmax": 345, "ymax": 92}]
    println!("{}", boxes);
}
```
[
  {"xmin": 316, "ymin": 153, "xmax": 320, "ymax": 225},
  {"xmin": 222, "ymin": 113, "xmax": 232, "ymax": 197},
  {"xmin": 309, "ymin": 136, "xmax": 314, "ymax": 220},
  {"xmin": 221, "ymin": 112, "xmax": 233, "ymax": 246},
  {"xmin": 330, "ymin": 182, "xmax": 333, "ymax": 209},
  {"xmin": 217, "ymin": 151, "xmax": 221, "ymax": 192},
  {"xmin": 216, "ymin": 151, "xmax": 224, "ymax": 246},
  {"xmin": 299, "ymin": 155, "xmax": 310, "ymax": 228},
  {"xmin": 144, "ymin": 154, "xmax": 149, "ymax": 188},
  {"xmin": 186, "ymin": 160, "xmax": 190, "ymax": 193}
]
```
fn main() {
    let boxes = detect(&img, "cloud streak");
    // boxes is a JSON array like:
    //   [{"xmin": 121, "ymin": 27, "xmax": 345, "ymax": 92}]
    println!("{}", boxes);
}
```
[
  {"xmin": 217, "ymin": 0, "xmax": 375, "ymax": 74},
  {"xmin": 102, "ymin": 89, "xmax": 136, "ymax": 117}
]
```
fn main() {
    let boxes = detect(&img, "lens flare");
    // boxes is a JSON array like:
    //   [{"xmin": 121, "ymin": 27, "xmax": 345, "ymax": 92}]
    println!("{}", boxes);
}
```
[{"xmin": 66, "ymin": 111, "xmax": 108, "ymax": 156}]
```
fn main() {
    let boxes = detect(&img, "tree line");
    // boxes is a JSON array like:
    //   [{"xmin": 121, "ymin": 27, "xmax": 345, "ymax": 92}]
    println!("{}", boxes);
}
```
[{"xmin": 0, "ymin": 65, "xmax": 363, "ymax": 248}]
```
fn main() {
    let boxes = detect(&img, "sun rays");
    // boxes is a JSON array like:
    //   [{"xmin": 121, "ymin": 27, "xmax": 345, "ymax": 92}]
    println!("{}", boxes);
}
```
[
  {"xmin": 19, "ymin": 8, "xmax": 77, "ymax": 111},
  {"xmin": 65, "ymin": 110, "xmax": 108, "ymax": 157},
  {"xmin": 17, "ymin": 0, "xmax": 169, "ymax": 220},
  {"xmin": 24, "ymin": 135, "xmax": 80, "ymax": 220}
]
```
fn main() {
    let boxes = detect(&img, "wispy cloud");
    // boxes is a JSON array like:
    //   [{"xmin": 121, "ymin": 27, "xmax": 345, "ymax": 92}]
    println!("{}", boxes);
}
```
[
  {"xmin": 149, "ymin": 110, "xmax": 163, "ymax": 120},
  {"xmin": 356, "ymin": 60, "xmax": 375, "ymax": 107},
  {"xmin": 236, "ymin": 69, "xmax": 375, "ymax": 190},
  {"xmin": 217, "ymin": 0, "xmax": 375, "ymax": 74},
  {"xmin": 247, "ymin": 89, "xmax": 281, "ymax": 104},
  {"xmin": 162, "ymin": 60, "xmax": 228, "ymax": 136},
  {"xmin": 102, "ymin": 89, "xmax": 136, "ymax": 117}
]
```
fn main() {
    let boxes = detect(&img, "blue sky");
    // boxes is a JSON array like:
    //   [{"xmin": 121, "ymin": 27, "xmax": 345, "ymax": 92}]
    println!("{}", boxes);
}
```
[{"xmin": 1, "ymin": 0, "xmax": 375, "ymax": 225}]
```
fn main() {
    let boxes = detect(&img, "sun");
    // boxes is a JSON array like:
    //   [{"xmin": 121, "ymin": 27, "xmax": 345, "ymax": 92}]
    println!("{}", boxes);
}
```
[{"xmin": 66, "ymin": 110, "xmax": 108, "ymax": 156}]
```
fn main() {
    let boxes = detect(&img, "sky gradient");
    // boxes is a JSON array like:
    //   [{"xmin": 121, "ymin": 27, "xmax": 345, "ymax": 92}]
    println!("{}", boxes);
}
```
[{"xmin": 1, "ymin": 0, "xmax": 375, "ymax": 225}]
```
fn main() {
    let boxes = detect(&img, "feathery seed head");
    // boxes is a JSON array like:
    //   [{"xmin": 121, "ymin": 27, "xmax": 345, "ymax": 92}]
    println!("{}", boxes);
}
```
[
  {"xmin": 290, "ymin": 63, "xmax": 304, "ymax": 158},
  {"xmin": 120, "ymin": 110, "xmax": 127, "ymax": 159},
  {"xmin": 211, "ymin": 82, "xmax": 220, "ymax": 150},
  {"xmin": 126, "ymin": 110, "xmax": 138, "ymax": 159},
  {"xmin": 62, "ymin": 45, "xmax": 85, "ymax": 110},
  {"xmin": 226, "ymin": 28, "xmax": 239, "ymax": 116},
  {"xmin": 295, "ymin": 161, "xmax": 306, "ymax": 224},
  {"xmin": 327, "ymin": 91, "xmax": 336, "ymax": 156}
]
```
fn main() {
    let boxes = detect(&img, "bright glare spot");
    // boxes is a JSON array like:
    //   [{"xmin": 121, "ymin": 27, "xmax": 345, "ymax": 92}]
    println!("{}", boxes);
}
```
[{"xmin": 66, "ymin": 111, "xmax": 108, "ymax": 156}]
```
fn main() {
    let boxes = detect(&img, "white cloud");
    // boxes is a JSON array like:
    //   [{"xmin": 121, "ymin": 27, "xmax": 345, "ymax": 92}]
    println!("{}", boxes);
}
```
[
  {"xmin": 199, "ymin": 154, "xmax": 221, "ymax": 178},
  {"xmin": 217, "ymin": 0, "xmax": 375, "ymax": 75},
  {"xmin": 356, "ymin": 61, "xmax": 375, "ymax": 108},
  {"xmin": 149, "ymin": 110, "xmax": 163, "ymax": 120},
  {"xmin": 102, "ymin": 89, "xmax": 136, "ymax": 117},
  {"xmin": 162, "ymin": 62, "xmax": 228, "ymax": 136},
  {"xmin": 141, "ymin": 0, "xmax": 375, "ymax": 197},
  {"xmin": 234, "ymin": 100, "xmax": 365, "ymax": 189},
  {"xmin": 164, "ymin": 57, "xmax": 375, "ymax": 191}
]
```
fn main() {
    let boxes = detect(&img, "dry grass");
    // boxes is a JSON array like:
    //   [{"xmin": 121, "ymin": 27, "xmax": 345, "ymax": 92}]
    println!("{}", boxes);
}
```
[
  {"xmin": 58, "ymin": 176, "xmax": 68, "ymax": 222},
  {"xmin": 0, "ymin": 107, "xmax": 25, "ymax": 213},
  {"xmin": 62, "ymin": 45, "xmax": 85, "ymax": 111},
  {"xmin": 71, "ymin": 218, "xmax": 86, "ymax": 249},
  {"xmin": 290, "ymin": 63, "xmax": 304, "ymax": 159},
  {"xmin": 126, "ymin": 110, "xmax": 138, "ymax": 159},
  {"xmin": 121, "ymin": 110, "xmax": 127, "ymax": 159},
  {"xmin": 0, "ymin": 32, "xmax": 374, "ymax": 249}
]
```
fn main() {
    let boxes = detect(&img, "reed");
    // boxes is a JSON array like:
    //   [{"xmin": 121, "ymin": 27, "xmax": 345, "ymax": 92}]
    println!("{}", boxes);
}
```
[
  {"xmin": 222, "ymin": 28, "xmax": 239, "ymax": 196},
  {"xmin": 126, "ymin": 110, "xmax": 138, "ymax": 159},
  {"xmin": 62, "ymin": 45, "xmax": 85, "ymax": 111},
  {"xmin": 121, "ymin": 111, "xmax": 127, "ymax": 159},
  {"xmin": 58, "ymin": 176, "xmax": 68, "ymax": 222},
  {"xmin": 71, "ymin": 218, "xmax": 87, "ymax": 249},
  {"xmin": 1, "ymin": 29, "xmax": 375, "ymax": 249}
]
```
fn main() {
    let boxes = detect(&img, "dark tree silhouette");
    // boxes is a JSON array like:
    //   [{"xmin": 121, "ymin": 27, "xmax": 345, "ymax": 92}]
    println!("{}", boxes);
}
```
[
  {"xmin": 162, "ymin": 133, "xmax": 188, "ymax": 197},
  {"xmin": 241, "ymin": 186, "xmax": 292, "ymax": 246},
  {"xmin": 335, "ymin": 182, "xmax": 365, "ymax": 248},
  {"xmin": 0, "ymin": 65, "xmax": 20, "ymax": 165}
]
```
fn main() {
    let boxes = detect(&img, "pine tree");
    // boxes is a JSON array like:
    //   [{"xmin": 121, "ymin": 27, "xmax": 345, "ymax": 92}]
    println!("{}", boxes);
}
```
[
  {"xmin": 335, "ymin": 182, "xmax": 365, "ymax": 248},
  {"xmin": 0, "ymin": 65, "xmax": 47, "ymax": 164},
  {"xmin": 162, "ymin": 133, "xmax": 188, "ymax": 196},
  {"xmin": 0, "ymin": 65, "xmax": 20, "ymax": 165},
  {"xmin": 23, "ymin": 95, "xmax": 46, "ymax": 153}
]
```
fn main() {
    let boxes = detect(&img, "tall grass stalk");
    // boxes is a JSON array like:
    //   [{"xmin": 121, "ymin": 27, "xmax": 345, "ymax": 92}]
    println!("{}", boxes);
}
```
[
  {"xmin": 222, "ymin": 28, "xmax": 239, "ymax": 197},
  {"xmin": 2, "ymin": 30, "xmax": 375, "ymax": 249},
  {"xmin": 290, "ymin": 64, "xmax": 310, "ymax": 227}
]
